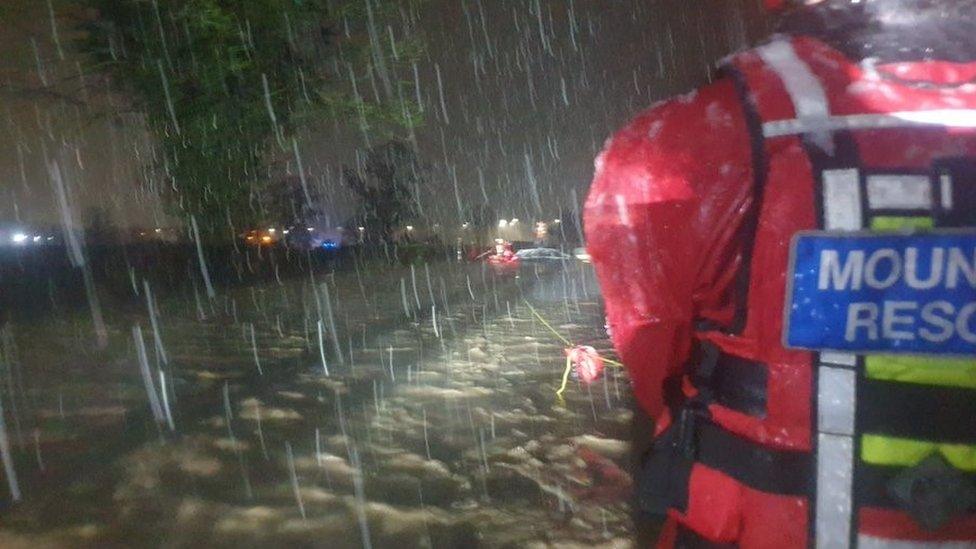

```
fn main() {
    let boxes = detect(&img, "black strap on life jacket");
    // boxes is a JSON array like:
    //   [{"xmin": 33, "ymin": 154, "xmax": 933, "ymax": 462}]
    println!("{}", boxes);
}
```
[
  {"xmin": 675, "ymin": 524, "xmax": 739, "ymax": 549},
  {"xmin": 934, "ymin": 157, "xmax": 976, "ymax": 227},
  {"xmin": 858, "ymin": 379, "xmax": 976, "ymax": 445},
  {"xmin": 638, "ymin": 379, "xmax": 811, "ymax": 516},
  {"xmin": 724, "ymin": 66, "xmax": 770, "ymax": 336},
  {"xmin": 695, "ymin": 419, "xmax": 812, "ymax": 495},
  {"xmin": 692, "ymin": 342, "xmax": 768, "ymax": 418},
  {"xmin": 670, "ymin": 348, "xmax": 976, "ymax": 513}
]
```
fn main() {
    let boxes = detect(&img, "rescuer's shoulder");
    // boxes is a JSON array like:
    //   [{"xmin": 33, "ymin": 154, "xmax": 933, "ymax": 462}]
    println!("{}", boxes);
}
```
[{"xmin": 588, "ymin": 77, "xmax": 751, "ymax": 209}]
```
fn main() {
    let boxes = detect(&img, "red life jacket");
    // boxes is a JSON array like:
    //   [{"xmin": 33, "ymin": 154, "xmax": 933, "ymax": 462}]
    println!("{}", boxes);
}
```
[{"xmin": 633, "ymin": 36, "xmax": 976, "ymax": 548}]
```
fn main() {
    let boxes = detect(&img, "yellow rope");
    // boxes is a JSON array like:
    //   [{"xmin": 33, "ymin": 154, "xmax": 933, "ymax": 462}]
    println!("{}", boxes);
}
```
[
  {"xmin": 522, "ymin": 299, "xmax": 626, "ymax": 401},
  {"xmin": 556, "ymin": 354, "xmax": 573, "ymax": 399},
  {"xmin": 522, "ymin": 299, "xmax": 624, "ymax": 367},
  {"xmin": 523, "ymin": 299, "xmax": 573, "ymax": 347}
]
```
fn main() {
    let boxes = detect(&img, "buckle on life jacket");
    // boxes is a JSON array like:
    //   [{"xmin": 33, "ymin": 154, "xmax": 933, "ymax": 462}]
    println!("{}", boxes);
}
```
[
  {"xmin": 637, "ymin": 388, "xmax": 811, "ymax": 517},
  {"xmin": 886, "ymin": 454, "xmax": 976, "ymax": 531},
  {"xmin": 636, "ymin": 340, "xmax": 806, "ymax": 516},
  {"xmin": 636, "ymin": 399, "xmax": 708, "ymax": 516}
]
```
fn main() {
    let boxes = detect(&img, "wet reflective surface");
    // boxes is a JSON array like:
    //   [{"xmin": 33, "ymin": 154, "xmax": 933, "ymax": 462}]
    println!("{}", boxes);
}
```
[
  {"xmin": 0, "ymin": 259, "xmax": 635, "ymax": 547},
  {"xmin": 0, "ymin": 1, "xmax": 768, "ymax": 545}
]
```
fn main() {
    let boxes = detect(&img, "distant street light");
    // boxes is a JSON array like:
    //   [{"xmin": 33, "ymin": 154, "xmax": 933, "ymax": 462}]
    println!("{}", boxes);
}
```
[
  {"xmin": 11, "ymin": 233, "xmax": 28, "ymax": 244},
  {"xmin": 498, "ymin": 219, "xmax": 508, "ymax": 228}
]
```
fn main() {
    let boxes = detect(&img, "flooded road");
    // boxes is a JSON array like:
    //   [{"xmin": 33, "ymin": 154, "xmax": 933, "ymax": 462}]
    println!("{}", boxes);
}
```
[
  {"xmin": 0, "ymin": 259, "xmax": 635, "ymax": 548},
  {"xmin": 0, "ymin": 0, "xmax": 772, "ymax": 546}
]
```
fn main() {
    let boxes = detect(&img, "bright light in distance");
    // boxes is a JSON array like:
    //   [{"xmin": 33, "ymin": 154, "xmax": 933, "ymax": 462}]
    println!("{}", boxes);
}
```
[
  {"xmin": 358, "ymin": 226, "xmax": 365, "ymax": 232},
  {"xmin": 510, "ymin": 218, "xmax": 519, "ymax": 224},
  {"xmin": 307, "ymin": 227, "xmax": 314, "ymax": 232},
  {"xmin": 406, "ymin": 225, "xmax": 414, "ymax": 231},
  {"xmin": 155, "ymin": 228, "xmax": 162, "ymax": 233},
  {"xmin": 11, "ymin": 233, "xmax": 28, "ymax": 244},
  {"xmin": 553, "ymin": 219, "xmax": 561, "ymax": 224},
  {"xmin": 261, "ymin": 235, "xmax": 272, "ymax": 243},
  {"xmin": 498, "ymin": 219, "xmax": 508, "ymax": 228},
  {"xmin": 268, "ymin": 228, "xmax": 276, "ymax": 233},
  {"xmin": 32, "ymin": 236, "xmax": 41, "ymax": 243},
  {"xmin": 282, "ymin": 229, "xmax": 290, "ymax": 234},
  {"xmin": 461, "ymin": 222, "xmax": 469, "ymax": 229}
]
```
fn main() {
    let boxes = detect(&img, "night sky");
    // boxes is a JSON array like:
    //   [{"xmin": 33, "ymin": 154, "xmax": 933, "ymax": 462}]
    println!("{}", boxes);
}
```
[{"xmin": 0, "ymin": 0, "xmax": 768, "ymax": 232}]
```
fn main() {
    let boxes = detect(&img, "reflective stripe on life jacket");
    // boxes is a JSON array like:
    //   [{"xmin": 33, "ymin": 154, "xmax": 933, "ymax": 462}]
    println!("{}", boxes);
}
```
[{"xmin": 743, "ymin": 37, "xmax": 976, "ymax": 548}]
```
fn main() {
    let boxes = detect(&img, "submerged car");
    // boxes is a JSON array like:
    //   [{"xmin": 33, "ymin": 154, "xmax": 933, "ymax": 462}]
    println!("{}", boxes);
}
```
[
  {"xmin": 514, "ymin": 248, "xmax": 574, "ymax": 262},
  {"xmin": 573, "ymin": 247, "xmax": 591, "ymax": 263}
]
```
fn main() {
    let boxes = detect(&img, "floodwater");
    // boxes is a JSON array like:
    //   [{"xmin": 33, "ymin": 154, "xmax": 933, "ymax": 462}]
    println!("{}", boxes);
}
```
[
  {"xmin": 0, "ymin": 1, "xmax": 771, "ymax": 546},
  {"xmin": 0, "ymin": 258, "xmax": 635, "ymax": 548}
]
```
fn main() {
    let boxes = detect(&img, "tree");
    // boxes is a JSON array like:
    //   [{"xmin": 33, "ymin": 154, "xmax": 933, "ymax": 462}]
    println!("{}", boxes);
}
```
[
  {"xmin": 259, "ymin": 173, "xmax": 326, "ymax": 228},
  {"xmin": 74, "ymin": 0, "xmax": 425, "ymax": 237},
  {"xmin": 470, "ymin": 203, "xmax": 495, "ymax": 227},
  {"xmin": 467, "ymin": 202, "xmax": 497, "ymax": 246},
  {"xmin": 83, "ymin": 205, "xmax": 119, "ymax": 245},
  {"xmin": 343, "ymin": 140, "xmax": 422, "ymax": 243}
]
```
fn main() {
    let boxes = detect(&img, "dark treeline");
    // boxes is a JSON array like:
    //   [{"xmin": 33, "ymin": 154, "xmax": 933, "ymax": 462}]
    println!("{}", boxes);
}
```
[{"xmin": 0, "ymin": 241, "xmax": 459, "ymax": 322}]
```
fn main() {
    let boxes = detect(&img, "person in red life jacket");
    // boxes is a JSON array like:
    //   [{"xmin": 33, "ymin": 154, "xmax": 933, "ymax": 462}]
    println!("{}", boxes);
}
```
[
  {"xmin": 486, "ymin": 238, "xmax": 520, "ymax": 274},
  {"xmin": 584, "ymin": 1, "xmax": 976, "ymax": 547},
  {"xmin": 493, "ymin": 238, "xmax": 514, "ymax": 259}
]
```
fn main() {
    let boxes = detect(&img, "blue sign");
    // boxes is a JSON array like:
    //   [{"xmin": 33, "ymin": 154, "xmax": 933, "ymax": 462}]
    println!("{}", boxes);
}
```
[{"xmin": 786, "ymin": 231, "xmax": 976, "ymax": 356}]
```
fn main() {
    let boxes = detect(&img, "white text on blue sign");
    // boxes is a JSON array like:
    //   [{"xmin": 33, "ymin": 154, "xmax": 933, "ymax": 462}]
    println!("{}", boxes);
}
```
[{"xmin": 787, "ymin": 232, "xmax": 976, "ymax": 356}]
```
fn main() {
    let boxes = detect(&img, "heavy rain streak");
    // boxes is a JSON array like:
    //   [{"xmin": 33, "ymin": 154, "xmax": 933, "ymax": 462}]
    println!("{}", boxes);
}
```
[{"xmin": 0, "ymin": 1, "xmax": 765, "ymax": 547}]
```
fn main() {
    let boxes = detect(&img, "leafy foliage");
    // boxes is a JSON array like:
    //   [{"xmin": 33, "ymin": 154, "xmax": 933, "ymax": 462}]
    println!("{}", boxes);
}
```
[{"xmin": 75, "ymin": 0, "xmax": 425, "ymax": 235}]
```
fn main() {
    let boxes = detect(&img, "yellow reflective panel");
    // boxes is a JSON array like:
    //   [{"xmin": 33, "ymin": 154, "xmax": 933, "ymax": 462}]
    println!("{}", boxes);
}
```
[
  {"xmin": 864, "ymin": 214, "xmax": 976, "ymax": 388},
  {"xmin": 869, "ymin": 216, "xmax": 935, "ymax": 231},
  {"xmin": 865, "ymin": 356, "xmax": 976, "ymax": 389},
  {"xmin": 861, "ymin": 435, "xmax": 976, "ymax": 471},
  {"xmin": 858, "ymin": 214, "xmax": 976, "ymax": 472}
]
